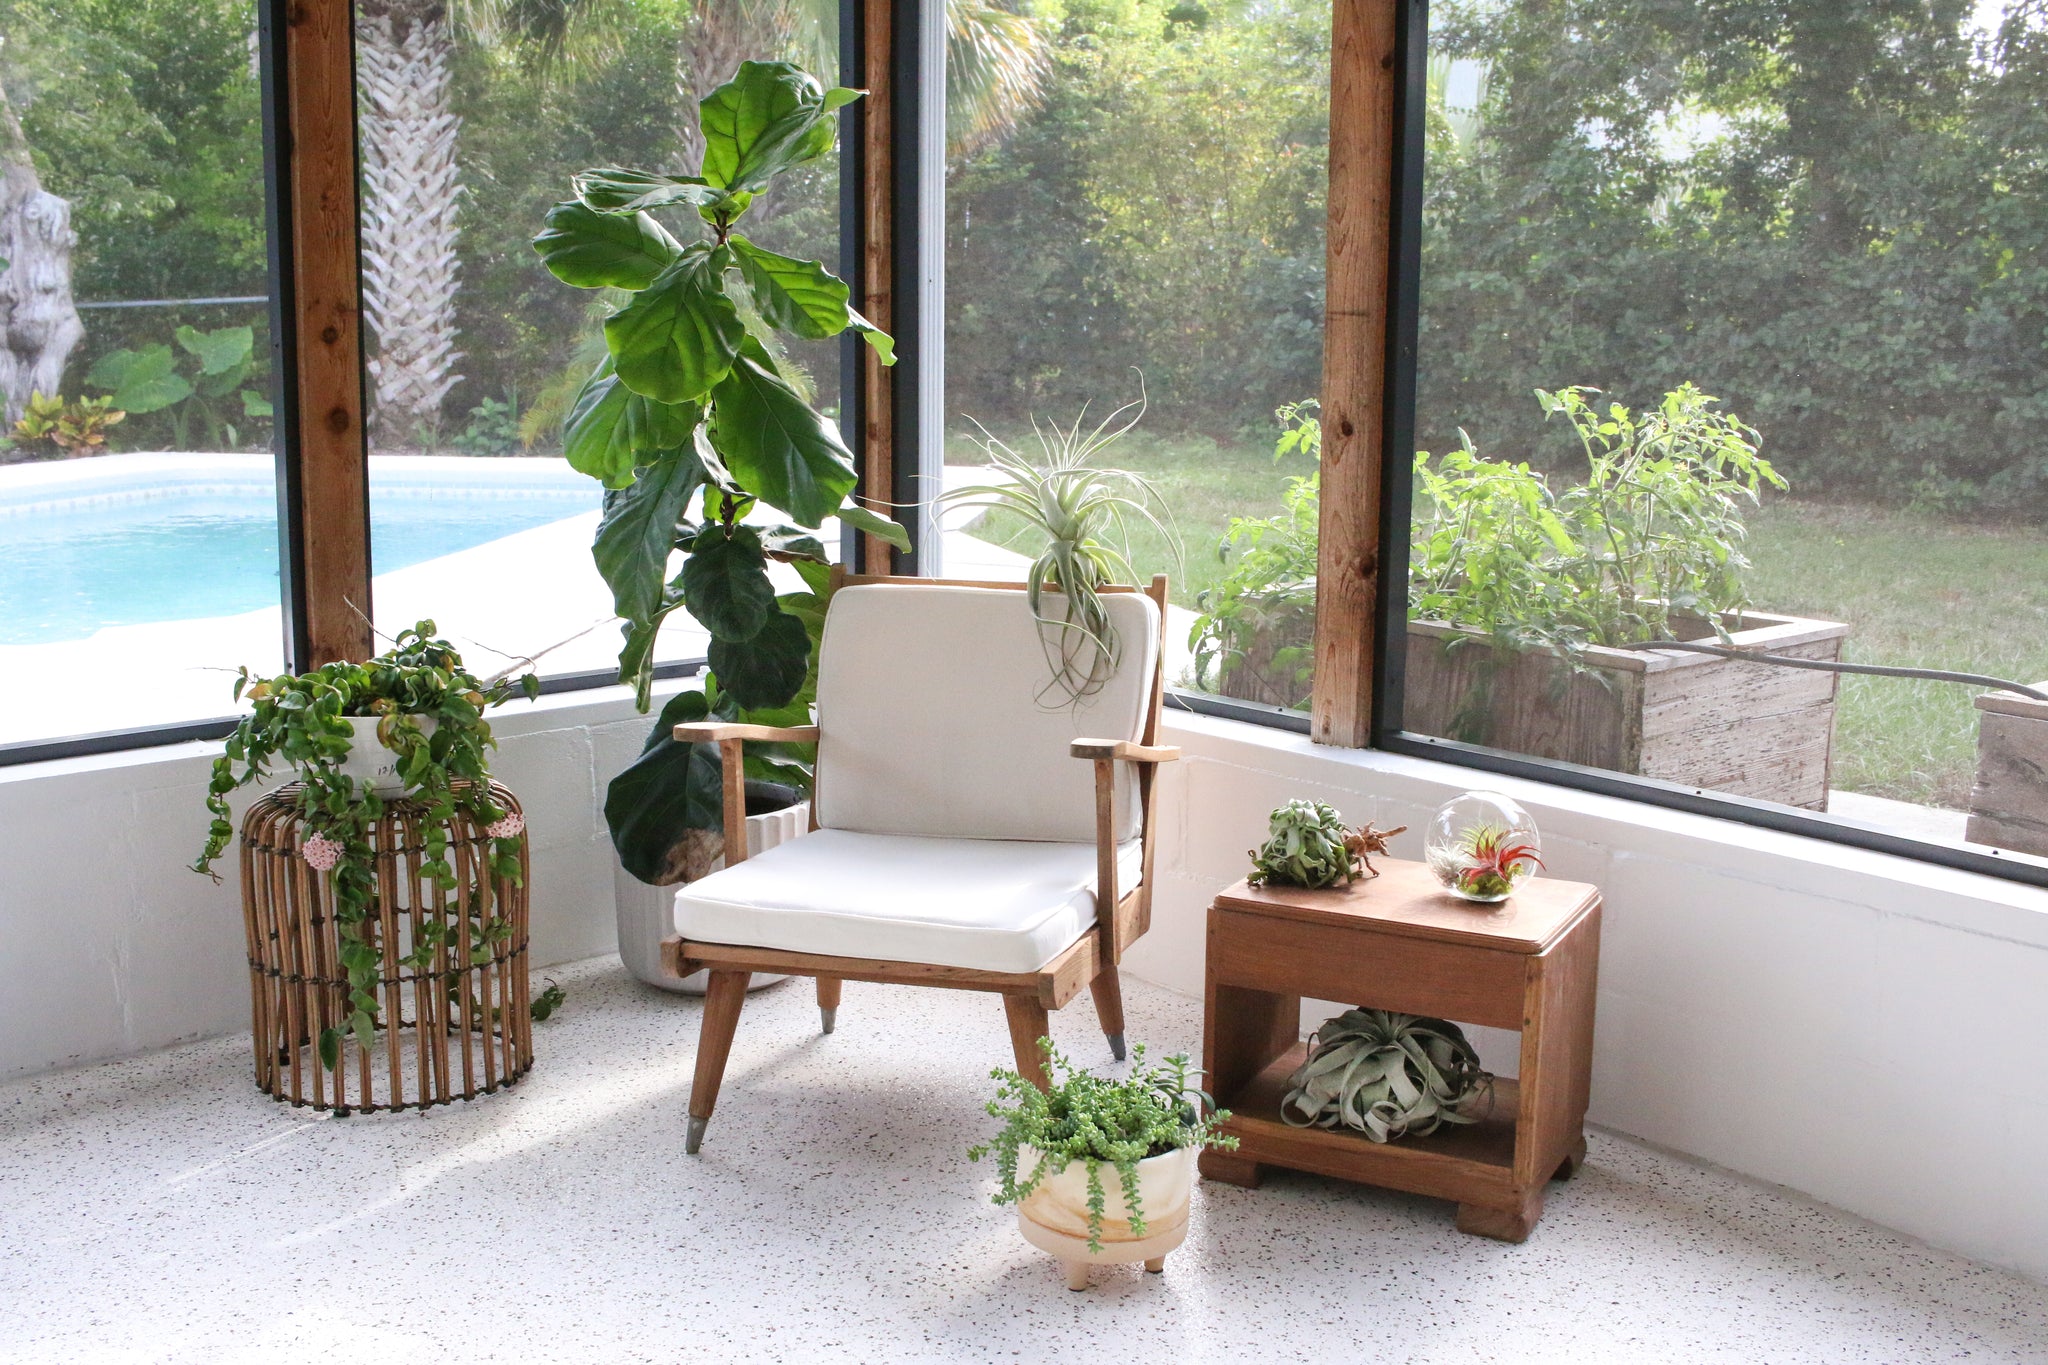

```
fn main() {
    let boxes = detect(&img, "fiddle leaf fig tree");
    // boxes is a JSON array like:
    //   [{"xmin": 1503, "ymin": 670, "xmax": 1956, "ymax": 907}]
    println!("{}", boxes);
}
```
[{"xmin": 533, "ymin": 60, "xmax": 906, "ymax": 717}]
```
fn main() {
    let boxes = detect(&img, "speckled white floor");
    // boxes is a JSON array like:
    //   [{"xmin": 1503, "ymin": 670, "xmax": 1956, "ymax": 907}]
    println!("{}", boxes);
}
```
[{"xmin": 3, "ymin": 957, "xmax": 2042, "ymax": 1365}]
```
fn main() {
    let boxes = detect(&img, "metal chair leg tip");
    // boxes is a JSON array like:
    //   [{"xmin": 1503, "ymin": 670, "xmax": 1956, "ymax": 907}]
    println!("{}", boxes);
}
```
[
  {"xmin": 1107, "ymin": 1033, "xmax": 1127, "ymax": 1062},
  {"xmin": 820, "ymin": 1007, "xmax": 837, "ymax": 1035},
  {"xmin": 685, "ymin": 1115, "xmax": 708, "ymax": 1154}
]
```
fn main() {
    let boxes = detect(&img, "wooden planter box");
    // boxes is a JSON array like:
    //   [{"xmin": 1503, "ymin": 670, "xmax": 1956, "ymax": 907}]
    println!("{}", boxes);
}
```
[
  {"xmin": 1967, "ymin": 687, "xmax": 2048, "ymax": 856},
  {"xmin": 1402, "ymin": 611, "xmax": 1851, "ymax": 810}
]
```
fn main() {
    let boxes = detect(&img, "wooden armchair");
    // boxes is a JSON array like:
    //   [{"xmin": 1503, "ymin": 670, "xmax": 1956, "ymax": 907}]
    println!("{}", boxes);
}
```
[{"xmin": 662, "ymin": 572, "xmax": 1177, "ymax": 1153}]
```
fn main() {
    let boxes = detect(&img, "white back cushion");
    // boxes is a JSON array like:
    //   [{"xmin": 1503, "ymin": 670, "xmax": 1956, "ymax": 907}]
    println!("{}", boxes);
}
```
[{"xmin": 813, "ymin": 584, "xmax": 1160, "ymax": 843}]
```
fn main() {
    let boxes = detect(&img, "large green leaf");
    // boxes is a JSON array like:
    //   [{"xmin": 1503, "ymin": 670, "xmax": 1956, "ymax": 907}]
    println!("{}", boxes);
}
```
[
  {"xmin": 680, "ymin": 523, "xmax": 777, "ymax": 642},
  {"xmin": 176, "ymin": 324, "xmax": 253, "ymax": 377},
  {"xmin": 604, "ymin": 688, "xmax": 721, "ymax": 884},
  {"xmin": 706, "ymin": 609, "xmax": 811, "ymax": 710},
  {"xmin": 698, "ymin": 62, "xmax": 861, "ymax": 195},
  {"xmin": 710, "ymin": 353, "xmax": 859, "ymax": 527},
  {"xmin": 573, "ymin": 167, "xmax": 723, "ymax": 215},
  {"xmin": 605, "ymin": 245, "xmax": 744, "ymax": 405},
  {"xmin": 729, "ymin": 234, "xmax": 853, "ymax": 340},
  {"xmin": 85, "ymin": 345, "xmax": 193, "ymax": 414},
  {"xmin": 534, "ymin": 202, "xmax": 680, "ymax": 290},
  {"xmin": 834, "ymin": 502, "xmax": 912, "ymax": 552},
  {"xmin": 564, "ymin": 359, "xmax": 701, "ymax": 487},
  {"xmin": 617, "ymin": 598, "xmax": 682, "ymax": 710},
  {"xmin": 594, "ymin": 447, "xmax": 705, "ymax": 624}
]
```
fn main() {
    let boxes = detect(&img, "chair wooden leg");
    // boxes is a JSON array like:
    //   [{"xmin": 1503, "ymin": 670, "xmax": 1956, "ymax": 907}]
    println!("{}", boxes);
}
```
[
  {"xmin": 816, "ymin": 975, "xmax": 842, "ymax": 1034},
  {"xmin": 1088, "ymin": 962, "xmax": 1127, "ymax": 1061},
  {"xmin": 1002, "ymin": 993, "xmax": 1051, "ymax": 1090},
  {"xmin": 686, "ymin": 969, "xmax": 750, "ymax": 1154}
]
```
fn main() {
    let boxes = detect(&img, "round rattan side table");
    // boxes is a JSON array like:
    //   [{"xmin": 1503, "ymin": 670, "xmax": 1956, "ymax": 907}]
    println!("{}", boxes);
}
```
[{"xmin": 239, "ymin": 781, "xmax": 533, "ymax": 1114}]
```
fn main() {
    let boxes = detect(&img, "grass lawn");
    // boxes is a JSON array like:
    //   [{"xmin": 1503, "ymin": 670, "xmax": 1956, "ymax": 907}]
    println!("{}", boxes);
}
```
[{"xmin": 950, "ymin": 422, "xmax": 2048, "ymax": 810}]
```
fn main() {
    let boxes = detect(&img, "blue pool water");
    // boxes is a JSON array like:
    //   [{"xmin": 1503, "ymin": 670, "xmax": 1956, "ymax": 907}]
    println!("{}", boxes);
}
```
[{"xmin": 0, "ymin": 470, "xmax": 598, "ymax": 645}]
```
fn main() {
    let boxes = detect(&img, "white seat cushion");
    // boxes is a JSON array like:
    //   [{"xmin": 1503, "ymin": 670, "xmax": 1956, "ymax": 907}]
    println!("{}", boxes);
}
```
[{"xmin": 673, "ymin": 829, "xmax": 1145, "ymax": 975}]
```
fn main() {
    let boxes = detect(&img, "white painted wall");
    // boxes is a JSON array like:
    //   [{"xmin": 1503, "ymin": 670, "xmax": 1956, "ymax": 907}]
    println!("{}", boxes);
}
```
[
  {"xmin": 0, "ymin": 685, "xmax": 663, "ymax": 1081},
  {"xmin": 2, "ymin": 699, "xmax": 2043, "ymax": 1281}
]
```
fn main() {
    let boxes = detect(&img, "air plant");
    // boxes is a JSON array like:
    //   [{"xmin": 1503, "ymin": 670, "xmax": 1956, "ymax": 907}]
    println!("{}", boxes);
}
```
[
  {"xmin": 1248, "ymin": 799, "xmax": 1361, "ymax": 889},
  {"xmin": 941, "ymin": 386, "xmax": 1179, "ymax": 703},
  {"xmin": 1280, "ymin": 1009, "xmax": 1492, "ymax": 1143},
  {"xmin": 1434, "ymin": 821, "xmax": 1544, "ymax": 900}
]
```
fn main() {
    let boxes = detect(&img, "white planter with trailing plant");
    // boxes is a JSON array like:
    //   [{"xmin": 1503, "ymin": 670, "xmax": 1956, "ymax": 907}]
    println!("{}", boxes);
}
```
[
  {"xmin": 971, "ymin": 1042, "xmax": 1235, "ymax": 1292},
  {"xmin": 1015, "ymin": 1146, "xmax": 1197, "ymax": 1284},
  {"xmin": 334, "ymin": 716, "xmax": 437, "ymax": 796}
]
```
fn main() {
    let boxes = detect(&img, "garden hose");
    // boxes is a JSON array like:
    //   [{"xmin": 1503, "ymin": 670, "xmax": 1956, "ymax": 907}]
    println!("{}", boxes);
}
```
[{"xmin": 1619, "ymin": 641, "xmax": 2048, "ymax": 702}]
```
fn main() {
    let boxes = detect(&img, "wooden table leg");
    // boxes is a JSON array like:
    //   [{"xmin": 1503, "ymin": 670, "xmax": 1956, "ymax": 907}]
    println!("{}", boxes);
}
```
[
  {"xmin": 1555, "ymin": 1133, "xmax": 1589, "ymax": 1181},
  {"xmin": 1456, "ymin": 1189, "xmax": 1544, "ymax": 1243},
  {"xmin": 1199, "ymin": 1148, "xmax": 1264, "ymax": 1189}
]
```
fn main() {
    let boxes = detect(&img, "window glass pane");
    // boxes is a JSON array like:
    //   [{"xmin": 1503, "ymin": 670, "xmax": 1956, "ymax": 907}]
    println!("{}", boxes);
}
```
[
  {"xmin": 945, "ymin": 0, "xmax": 1330, "ymax": 708},
  {"xmin": 357, "ymin": 2, "xmax": 844, "ymax": 679},
  {"xmin": 0, "ymin": 0, "xmax": 282, "ymax": 749},
  {"xmin": 1405, "ymin": 1, "xmax": 2048, "ymax": 869}
]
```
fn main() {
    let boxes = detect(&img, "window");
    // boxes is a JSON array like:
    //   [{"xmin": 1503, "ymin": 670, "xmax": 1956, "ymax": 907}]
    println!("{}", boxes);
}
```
[
  {"xmin": 942, "ymin": 0, "xmax": 1330, "ymax": 714},
  {"xmin": 0, "ymin": 0, "xmax": 283, "ymax": 753},
  {"xmin": 1384, "ymin": 0, "xmax": 2048, "ymax": 882},
  {"xmin": 354, "ymin": 0, "xmax": 846, "ymax": 681}
]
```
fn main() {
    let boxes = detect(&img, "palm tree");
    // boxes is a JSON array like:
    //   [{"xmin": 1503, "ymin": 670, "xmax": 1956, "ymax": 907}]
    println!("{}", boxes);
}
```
[
  {"xmin": 0, "ymin": 74, "xmax": 82, "ymax": 424},
  {"xmin": 356, "ymin": 0, "xmax": 463, "ymax": 441}
]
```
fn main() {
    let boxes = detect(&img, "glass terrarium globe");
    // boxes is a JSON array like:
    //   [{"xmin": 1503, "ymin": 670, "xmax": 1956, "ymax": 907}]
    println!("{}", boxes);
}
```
[{"xmin": 1425, "ymin": 792, "xmax": 1542, "ymax": 903}]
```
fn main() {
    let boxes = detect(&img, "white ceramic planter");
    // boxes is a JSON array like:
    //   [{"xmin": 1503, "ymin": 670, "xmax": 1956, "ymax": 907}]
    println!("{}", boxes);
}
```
[
  {"xmin": 614, "ymin": 801, "xmax": 810, "ymax": 995},
  {"xmin": 1015, "ymin": 1144, "xmax": 1197, "ymax": 1291},
  {"xmin": 334, "ymin": 717, "xmax": 437, "ymax": 796}
]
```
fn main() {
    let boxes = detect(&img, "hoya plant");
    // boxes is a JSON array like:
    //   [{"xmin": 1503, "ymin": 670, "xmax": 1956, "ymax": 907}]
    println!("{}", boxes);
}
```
[
  {"xmin": 191, "ymin": 623, "xmax": 540, "ymax": 1070},
  {"xmin": 534, "ymin": 59, "xmax": 905, "ymax": 712}
]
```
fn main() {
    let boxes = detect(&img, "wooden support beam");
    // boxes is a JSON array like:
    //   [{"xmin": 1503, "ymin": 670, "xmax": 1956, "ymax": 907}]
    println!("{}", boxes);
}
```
[
  {"xmin": 858, "ymin": 0, "xmax": 896, "ymax": 572},
  {"xmin": 282, "ymin": 0, "xmax": 372, "ymax": 666},
  {"xmin": 1312, "ymin": 0, "xmax": 1399, "ymax": 747}
]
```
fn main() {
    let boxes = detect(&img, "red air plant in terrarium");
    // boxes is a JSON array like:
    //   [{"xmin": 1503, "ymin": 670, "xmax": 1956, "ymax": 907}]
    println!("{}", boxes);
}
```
[{"xmin": 1424, "ymin": 792, "xmax": 1543, "ymax": 903}]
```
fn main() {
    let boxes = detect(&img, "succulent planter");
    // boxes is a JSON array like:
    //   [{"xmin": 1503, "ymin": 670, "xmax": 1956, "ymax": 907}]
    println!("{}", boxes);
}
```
[
  {"xmin": 1014, "ymin": 1145, "xmax": 1196, "ymax": 1291},
  {"xmin": 1402, "ymin": 610, "xmax": 1851, "ymax": 810},
  {"xmin": 1967, "ymin": 686, "xmax": 2048, "ymax": 856},
  {"xmin": 614, "ymin": 783, "xmax": 808, "ymax": 995}
]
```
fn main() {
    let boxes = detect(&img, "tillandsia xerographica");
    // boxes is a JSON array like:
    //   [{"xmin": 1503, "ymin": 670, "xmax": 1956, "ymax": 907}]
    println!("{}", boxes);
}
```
[{"xmin": 1280, "ymin": 1009, "xmax": 1493, "ymax": 1143}]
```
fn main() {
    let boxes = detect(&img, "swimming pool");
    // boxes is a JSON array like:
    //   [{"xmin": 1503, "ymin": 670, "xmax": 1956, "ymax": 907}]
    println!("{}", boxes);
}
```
[{"xmin": 0, "ymin": 454, "xmax": 599, "ymax": 645}]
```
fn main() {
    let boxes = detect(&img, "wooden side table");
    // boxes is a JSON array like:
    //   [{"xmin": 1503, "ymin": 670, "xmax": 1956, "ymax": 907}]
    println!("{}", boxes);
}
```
[{"xmin": 1199, "ymin": 859, "xmax": 1600, "ymax": 1242}]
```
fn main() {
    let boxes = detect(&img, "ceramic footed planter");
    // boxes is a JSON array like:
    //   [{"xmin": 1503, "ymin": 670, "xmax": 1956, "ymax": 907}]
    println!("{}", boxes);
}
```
[{"xmin": 1015, "ymin": 1144, "xmax": 1197, "ymax": 1291}]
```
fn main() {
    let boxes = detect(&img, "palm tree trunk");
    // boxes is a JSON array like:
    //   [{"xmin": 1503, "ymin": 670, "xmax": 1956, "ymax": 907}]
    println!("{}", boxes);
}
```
[
  {"xmin": 357, "ymin": 0, "xmax": 464, "ymax": 442},
  {"xmin": 0, "ymin": 76, "xmax": 83, "ymax": 426}
]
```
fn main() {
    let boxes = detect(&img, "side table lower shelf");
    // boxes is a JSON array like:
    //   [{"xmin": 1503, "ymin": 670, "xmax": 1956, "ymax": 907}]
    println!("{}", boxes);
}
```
[{"xmin": 1200, "ymin": 1044, "xmax": 1585, "ymax": 1240}]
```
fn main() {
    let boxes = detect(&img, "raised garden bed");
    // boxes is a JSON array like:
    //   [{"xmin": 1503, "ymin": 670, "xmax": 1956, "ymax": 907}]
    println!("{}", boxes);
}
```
[
  {"xmin": 1402, "ymin": 610, "xmax": 1851, "ymax": 810},
  {"xmin": 1967, "ymin": 686, "xmax": 2048, "ymax": 856}
]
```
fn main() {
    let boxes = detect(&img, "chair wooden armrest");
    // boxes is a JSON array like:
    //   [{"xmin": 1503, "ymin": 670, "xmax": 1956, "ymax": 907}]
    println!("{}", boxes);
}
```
[
  {"xmin": 672, "ymin": 721, "xmax": 822, "ymax": 744},
  {"xmin": 1069, "ymin": 738, "xmax": 1181, "ymax": 763},
  {"xmin": 1073, "ymin": 741, "xmax": 1179, "ymax": 959},
  {"xmin": 671, "ymin": 722, "xmax": 820, "ymax": 867}
]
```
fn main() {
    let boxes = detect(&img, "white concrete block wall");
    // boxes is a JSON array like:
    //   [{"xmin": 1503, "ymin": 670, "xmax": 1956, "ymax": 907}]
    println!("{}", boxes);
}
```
[
  {"xmin": 3, "ymin": 698, "xmax": 2044, "ymax": 1280},
  {"xmin": 0, "ymin": 684, "xmax": 676, "ymax": 1081}
]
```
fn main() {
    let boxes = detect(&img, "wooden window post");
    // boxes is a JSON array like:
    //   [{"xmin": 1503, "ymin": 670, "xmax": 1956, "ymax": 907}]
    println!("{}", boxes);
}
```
[{"xmin": 1313, "ymin": 0, "xmax": 1400, "ymax": 747}]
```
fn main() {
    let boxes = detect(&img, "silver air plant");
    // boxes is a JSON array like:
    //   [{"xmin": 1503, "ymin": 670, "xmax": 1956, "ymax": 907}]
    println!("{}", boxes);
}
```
[
  {"xmin": 1248, "ymin": 799, "xmax": 1358, "ymax": 889},
  {"xmin": 941, "ymin": 385, "xmax": 1178, "ymax": 703},
  {"xmin": 1280, "ymin": 1009, "xmax": 1492, "ymax": 1143}
]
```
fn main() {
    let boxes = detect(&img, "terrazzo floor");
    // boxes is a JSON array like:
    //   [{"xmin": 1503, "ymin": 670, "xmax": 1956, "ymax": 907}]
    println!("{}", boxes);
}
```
[{"xmin": 2, "ymin": 956, "xmax": 2042, "ymax": 1365}]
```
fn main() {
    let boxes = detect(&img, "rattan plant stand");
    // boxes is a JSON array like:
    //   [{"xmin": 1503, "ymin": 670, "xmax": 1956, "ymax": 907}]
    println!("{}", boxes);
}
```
[{"xmin": 239, "ymin": 781, "xmax": 533, "ymax": 1114}]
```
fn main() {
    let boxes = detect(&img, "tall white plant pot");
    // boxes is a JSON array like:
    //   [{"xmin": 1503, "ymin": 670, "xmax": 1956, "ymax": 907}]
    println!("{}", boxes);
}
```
[
  {"xmin": 614, "ymin": 802, "xmax": 809, "ymax": 995},
  {"xmin": 1015, "ymin": 1145, "xmax": 1197, "ymax": 1291}
]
